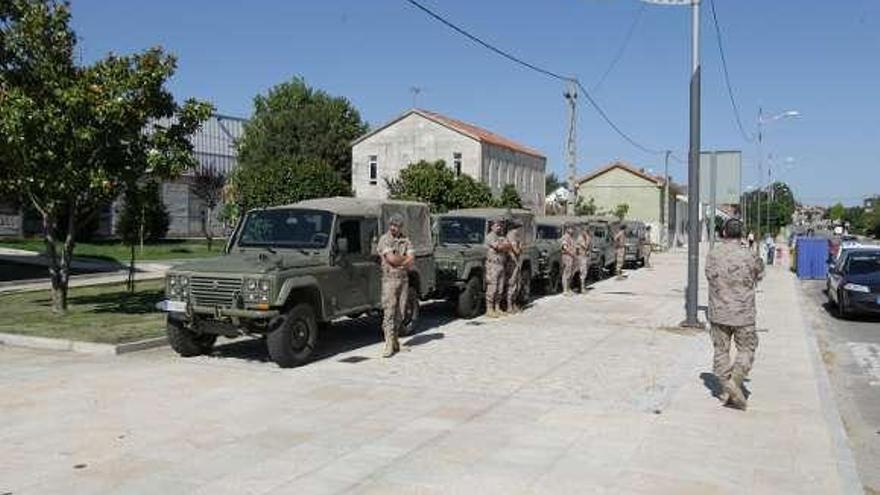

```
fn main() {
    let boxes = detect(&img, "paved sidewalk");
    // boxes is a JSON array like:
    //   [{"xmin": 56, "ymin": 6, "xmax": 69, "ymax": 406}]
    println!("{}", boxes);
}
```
[{"xmin": 0, "ymin": 248, "xmax": 861, "ymax": 494}]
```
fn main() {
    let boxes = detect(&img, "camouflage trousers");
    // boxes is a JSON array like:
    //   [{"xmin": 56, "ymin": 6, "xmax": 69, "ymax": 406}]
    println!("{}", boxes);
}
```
[
  {"xmin": 615, "ymin": 248, "xmax": 625, "ymax": 276},
  {"xmin": 710, "ymin": 323, "xmax": 758, "ymax": 382},
  {"xmin": 642, "ymin": 246, "xmax": 652, "ymax": 267},
  {"xmin": 381, "ymin": 274, "xmax": 409, "ymax": 340},
  {"xmin": 577, "ymin": 255, "xmax": 590, "ymax": 288},
  {"xmin": 561, "ymin": 255, "xmax": 575, "ymax": 293},
  {"xmin": 506, "ymin": 260, "xmax": 521, "ymax": 309},
  {"xmin": 485, "ymin": 262, "xmax": 505, "ymax": 311}
]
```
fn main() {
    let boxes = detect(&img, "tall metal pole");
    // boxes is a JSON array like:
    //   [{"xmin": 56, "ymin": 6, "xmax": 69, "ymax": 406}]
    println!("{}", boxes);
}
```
[
  {"xmin": 564, "ymin": 79, "xmax": 578, "ymax": 215},
  {"xmin": 709, "ymin": 152, "xmax": 717, "ymax": 247},
  {"xmin": 663, "ymin": 150, "xmax": 671, "ymax": 249},
  {"xmin": 756, "ymin": 106, "xmax": 763, "ymax": 236},
  {"xmin": 684, "ymin": 0, "xmax": 701, "ymax": 326}
]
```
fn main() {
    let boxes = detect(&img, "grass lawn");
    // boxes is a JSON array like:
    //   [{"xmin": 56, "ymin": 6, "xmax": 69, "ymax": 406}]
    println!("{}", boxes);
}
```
[
  {"xmin": 0, "ymin": 238, "xmax": 223, "ymax": 263},
  {"xmin": 0, "ymin": 280, "xmax": 167, "ymax": 344}
]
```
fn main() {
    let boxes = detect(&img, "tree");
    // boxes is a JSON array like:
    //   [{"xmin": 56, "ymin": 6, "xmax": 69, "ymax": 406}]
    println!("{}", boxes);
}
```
[
  {"xmin": 235, "ymin": 76, "xmax": 367, "ymax": 186},
  {"xmin": 231, "ymin": 157, "xmax": 350, "ymax": 210},
  {"xmin": 448, "ymin": 174, "xmax": 493, "ymax": 210},
  {"xmin": 575, "ymin": 196, "xmax": 597, "ymax": 216},
  {"xmin": 613, "ymin": 203, "xmax": 630, "ymax": 221},
  {"xmin": 495, "ymin": 184, "xmax": 523, "ymax": 210},
  {"xmin": 0, "ymin": 1, "xmax": 212, "ymax": 312},
  {"xmin": 115, "ymin": 180, "xmax": 170, "ymax": 291},
  {"xmin": 387, "ymin": 160, "xmax": 495, "ymax": 213},
  {"xmin": 828, "ymin": 202, "xmax": 845, "ymax": 221},
  {"xmin": 545, "ymin": 172, "xmax": 564, "ymax": 195},
  {"xmin": 190, "ymin": 167, "xmax": 226, "ymax": 251}
]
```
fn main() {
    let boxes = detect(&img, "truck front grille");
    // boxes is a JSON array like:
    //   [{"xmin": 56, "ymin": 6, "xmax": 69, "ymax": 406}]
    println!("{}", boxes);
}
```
[{"xmin": 190, "ymin": 276, "xmax": 242, "ymax": 307}]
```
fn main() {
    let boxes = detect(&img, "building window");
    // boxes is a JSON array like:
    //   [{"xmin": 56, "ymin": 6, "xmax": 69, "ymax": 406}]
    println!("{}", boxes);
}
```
[
  {"xmin": 369, "ymin": 155, "xmax": 378, "ymax": 185},
  {"xmin": 453, "ymin": 152, "xmax": 462, "ymax": 177}
]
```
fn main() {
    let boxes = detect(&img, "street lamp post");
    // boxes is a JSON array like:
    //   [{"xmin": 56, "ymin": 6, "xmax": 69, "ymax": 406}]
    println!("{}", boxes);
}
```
[{"xmin": 757, "ymin": 109, "xmax": 799, "ymax": 236}]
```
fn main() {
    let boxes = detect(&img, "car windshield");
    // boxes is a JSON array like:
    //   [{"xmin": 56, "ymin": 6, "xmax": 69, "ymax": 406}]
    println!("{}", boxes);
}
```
[
  {"xmin": 846, "ymin": 252, "xmax": 880, "ymax": 276},
  {"xmin": 537, "ymin": 225, "xmax": 561, "ymax": 240},
  {"xmin": 237, "ymin": 209, "xmax": 333, "ymax": 249},
  {"xmin": 591, "ymin": 226, "xmax": 606, "ymax": 238},
  {"xmin": 439, "ymin": 217, "xmax": 486, "ymax": 245}
]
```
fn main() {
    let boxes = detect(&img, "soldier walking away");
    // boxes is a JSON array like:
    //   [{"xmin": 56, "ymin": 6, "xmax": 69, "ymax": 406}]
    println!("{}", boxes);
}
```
[
  {"xmin": 560, "ymin": 224, "xmax": 576, "ymax": 296},
  {"xmin": 377, "ymin": 214, "xmax": 414, "ymax": 358},
  {"xmin": 613, "ymin": 224, "xmax": 627, "ymax": 280},
  {"xmin": 484, "ymin": 218, "xmax": 509, "ymax": 318},
  {"xmin": 505, "ymin": 218, "xmax": 524, "ymax": 313},
  {"xmin": 642, "ymin": 225, "xmax": 653, "ymax": 268},
  {"xmin": 575, "ymin": 226, "xmax": 592, "ymax": 293},
  {"xmin": 706, "ymin": 218, "xmax": 765, "ymax": 410}
]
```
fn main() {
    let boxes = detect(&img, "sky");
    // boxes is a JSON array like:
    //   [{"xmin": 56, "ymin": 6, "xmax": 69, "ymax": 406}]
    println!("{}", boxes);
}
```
[{"xmin": 70, "ymin": 0, "xmax": 879, "ymax": 206}]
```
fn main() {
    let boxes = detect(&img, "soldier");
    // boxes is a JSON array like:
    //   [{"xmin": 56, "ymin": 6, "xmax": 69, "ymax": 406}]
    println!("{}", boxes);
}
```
[
  {"xmin": 505, "ymin": 218, "xmax": 524, "ymax": 313},
  {"xmin": 706, "ymin": 218, "xmax": 765, "ymax": 410},
  {"xmin": 560, "ymin": 224, "xmax": 576, "ymax": 296},
  {"xmin": 613, "ymin": 224, "xmax": 626, "ymax": 279},
  {"xmin": 377, "ymin": 213, "xmax": 414, "ymax": 358},
  {"xmin": 642, "ymin": 225, "xmax": 653, "ymax": 268},
  {"xmin": 484, "ymin": 218, "xmax": 509, "ymax": 318},
  {"xmin": 575, "ymin": 225, "xmax": 592, "ymax": 293}
]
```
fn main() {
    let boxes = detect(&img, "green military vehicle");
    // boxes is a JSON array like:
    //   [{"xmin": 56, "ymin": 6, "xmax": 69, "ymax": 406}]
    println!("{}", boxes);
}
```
[
  {"xmin": 433, "ymin": 208, "xmax": 537, "ymax": 318},
  {"xmin": 585, "ymin": 216, "xmax": 618, "ymax": 278},
  {"xmin": 621, "ymin": 220, "xmax": 649, "ymax": 267},
  {"xmin": 535, "ymin": 216, "xmax": 590, "ymax": 293},
  {"xmin": 157, "ymin": 197, "xmax": 436, "ymax": 368}
]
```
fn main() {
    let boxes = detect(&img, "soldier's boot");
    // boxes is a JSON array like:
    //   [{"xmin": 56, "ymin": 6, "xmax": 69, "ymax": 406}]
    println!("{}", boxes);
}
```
[
  {"xmin": 485, "ymin": 307, "xmax": 497, "ymax": 318},
  {"xmin": 727, "ymin": 372, "xmax": 747, "ymax": 410},
  {"xmin": 382, "ymin": 329, "xmax": 395, "ymax": 358},
  {"xmin": 392, "ymin": 331, "xmax": 401, "ymax": 353}
]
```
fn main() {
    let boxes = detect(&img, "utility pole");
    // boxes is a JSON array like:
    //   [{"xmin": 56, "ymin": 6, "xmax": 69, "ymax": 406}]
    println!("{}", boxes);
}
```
[
  {"xmin": 757, "ymin": 106, "xmax": 763, "ymax": 236},
  {"xmin": 709, "ymin": 152, "xmax": 717, "ymax": 247},
  {"xmin": 409, "ymin": 86, "xmax": 422, "ymax": 108},
  {"xmin": 564, "ymin": 78, "xmax": 578, "ymax": 215},
  {"xmin": 663, "ymin": 150, "xmax": 671, "ymax": 249},
  {"xmin": 684, "ymin": 0, "xmax": 701, "ymax": 327}
]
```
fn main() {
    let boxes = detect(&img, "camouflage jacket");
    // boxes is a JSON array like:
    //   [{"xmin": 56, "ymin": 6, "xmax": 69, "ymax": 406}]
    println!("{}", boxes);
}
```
[
  {"xmin": 560, "ymin": 233, "xmax": 575, "ymax": 259},
  {"xmin": 575, "ymin": 233, "xmax": 591, "ymax": 256},
  {"xmin": 485, "ymin": 231, "xmax": 507, "ymax": 266},
  {"xmin": 506, "ymin": 229, "xmax": 522, "ymax": 263},
  {"xmin": 613, "ymin": 230, "xmax": 626, "ymax": 250},
  {"xmin": 377, "ymin": 233, "xmax": 413, "ymax": 278},
  {"xmin": 705, "ymin": 241, "xmax": 765, "ymax": 326}
]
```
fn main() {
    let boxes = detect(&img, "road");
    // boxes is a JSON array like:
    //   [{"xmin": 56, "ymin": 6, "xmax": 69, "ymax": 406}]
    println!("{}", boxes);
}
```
[{"xmin": 800, "ymin": 279, "xmax": 880, "ymax": 493}]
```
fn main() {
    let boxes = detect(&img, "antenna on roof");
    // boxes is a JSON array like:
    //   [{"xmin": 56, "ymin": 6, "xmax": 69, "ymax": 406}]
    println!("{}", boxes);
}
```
[{"xmin": 409, "ymin": 86, "xmax": 423, "ymax": 109}]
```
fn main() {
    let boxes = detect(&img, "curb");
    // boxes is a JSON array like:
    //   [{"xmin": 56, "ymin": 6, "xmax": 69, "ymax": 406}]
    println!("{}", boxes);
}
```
[
  {"xmin": 0, "ymin": 332, "xmax": 168, "ymax": 355},
  {"xmin": 794, "ymin": 278, "xmax": 865, "ymax": 495}
]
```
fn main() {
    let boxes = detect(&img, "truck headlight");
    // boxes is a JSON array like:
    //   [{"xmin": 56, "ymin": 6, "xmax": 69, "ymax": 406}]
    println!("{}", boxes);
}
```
[
  {"xmin": 166, "ymin": 274, "xmax": 189, "ymax": 300},
  {"xmin": 244, "ymin": 278, "xmax": 272, "ymax": 304},
  {"xmin": 844, "ymin": 283, "xmax": 870, "ymax": 293}
]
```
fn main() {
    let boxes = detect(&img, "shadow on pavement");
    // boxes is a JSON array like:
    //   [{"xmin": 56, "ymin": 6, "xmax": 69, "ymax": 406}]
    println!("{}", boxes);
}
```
[{"xmin": 819, "ymin": 300, "xmax": 880, "ymax": 323}]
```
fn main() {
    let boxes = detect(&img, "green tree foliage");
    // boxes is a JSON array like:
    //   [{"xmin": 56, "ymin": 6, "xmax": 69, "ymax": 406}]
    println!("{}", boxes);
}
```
[
  {"xmin": 235, "ymin": 76, "xmax": 367, "ymax": 187},
  {"xmin": 495, "ymin": 184, "xmax": 523, "ymax": 210},
  {"xmin": 743, "ymin": 182, "xmax": 798, "ymax": 235},
  {"xmin": 575, "ymin": 196, "xmax": 597, "ymax": 216},
  {"xmin": 0, "ymin": 0, "xmax": 212, "ymax": 312},
  {"xmin": 828, "ymin": 202, "xmax": 845, "ymax": 221},
  {"xmin": 449, "ymin": 174, "xmax": 494, "ymax": 211},
  {"xmin": 545, "ymin": 172, "xmax": 564, "ymax": 195},
  {"xmin": 190, "ymin": 167, "xmax": 226, "ymax": 251},
  {"xmin": 231, "ymin": 157, "xmax": 350, "ymax": 210},
  {"xmin": 115, "ymin": 181, "xmax": 170, "ymax": 245},
  {"xmin": 613, "ymin": 203, "xmax": 630, "ymax": 221},
  {"xmin": 387, "ymin": 160, "xmax": 495, "ymax": 213}
]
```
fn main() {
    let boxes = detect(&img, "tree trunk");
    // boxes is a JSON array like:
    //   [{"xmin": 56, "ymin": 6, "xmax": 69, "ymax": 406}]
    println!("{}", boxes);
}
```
[
  {"xmin": 203, "ymin": 207, "xmax": 213, "ymax": 251},
  {"xmin": 128, "ymin": 243, "xmax": 136, "ymax": 293},
  {"xmin": 44, "ymin": 205, "xmax": 76, "ymax": 314}
]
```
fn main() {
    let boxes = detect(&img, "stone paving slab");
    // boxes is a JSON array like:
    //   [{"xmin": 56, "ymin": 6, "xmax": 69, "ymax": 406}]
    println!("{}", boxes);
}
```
[{"xmin": 0, "ymin": 248, "xmax": 862, "ymax": 494}]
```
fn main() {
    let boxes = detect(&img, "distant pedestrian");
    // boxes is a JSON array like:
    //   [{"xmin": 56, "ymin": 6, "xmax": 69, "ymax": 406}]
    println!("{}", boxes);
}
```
[
  {"xmin": 613, "ymin": 224, "xmax": 626, "ymax": 279},
  {"xmin": 575, "ymin": 226, "xmax": 592, "ymax": 293},
  {"xmin": 747, "ymin": 231, "xmax": 755, "ymax": 250},
  {"xmin": 505, "ymin": 218, "xmax": 524, "ymax": 314},
  {"xmin": 377, "ymin": 213, "xmax": 414, "ymax": 358},
  {"xmin": 764, "ymin": 233, "xmax": 775, "ymax": 265},
  {"xmin": 560, "ymin": 224, "xmax": 576, "ymax": 296},
  {"xmin": 642, "ymin": 225, "xmax": 653, "ymax": 268},
  {"xmin": 484, "ymin": 218, "xmax": 509, "ymax": 318},
  {"xmin": 705, "ymin": 218, "xmax": 765, "ymax": 410}
]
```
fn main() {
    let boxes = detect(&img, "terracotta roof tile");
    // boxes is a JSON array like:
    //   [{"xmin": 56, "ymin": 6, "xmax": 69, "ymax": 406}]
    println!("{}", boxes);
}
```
[{"xmin": 415, "ymin": 109, "xmax": 544, "ymax": 158}]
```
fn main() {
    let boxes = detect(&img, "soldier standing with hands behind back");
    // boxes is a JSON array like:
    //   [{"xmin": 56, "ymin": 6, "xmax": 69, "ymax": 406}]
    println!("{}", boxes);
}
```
[
  {"xmin": 575, "ymin": 226, "xmax": 592, "ymax": 293},
  {"xmin": 613, "ymin": 224, "xmax": 627, "ymax": 280},
  {"xmin": 560, "ymin": 224, "xmax": 576, "ymax": 296},
  {"xmin": 484, "ymin": 218, "xmax": 509, "ymax": 318},
  {"xmin": 706, "ymin": 218, "xmax": 764, "ymax": 410},
  {"xmin": 377, "ymin": 214, "xmax": 414, "ymax": 358},
  {"xmin": 505, "ymin": 218, "xmax": 524, "ymax": 314}
]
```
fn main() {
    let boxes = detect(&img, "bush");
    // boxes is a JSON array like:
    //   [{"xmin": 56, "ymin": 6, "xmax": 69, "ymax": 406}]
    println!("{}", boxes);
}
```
[
  {"xmin": 116, "ymin": 181, "xmax": 170, "ymax": 243},
  {"xmin": 231, "ymin": 157, "xmax": 350, "ymax": 210},
  {"xmin": 495, "ymin": 184, "xmax": 523, "ymax": 209}
]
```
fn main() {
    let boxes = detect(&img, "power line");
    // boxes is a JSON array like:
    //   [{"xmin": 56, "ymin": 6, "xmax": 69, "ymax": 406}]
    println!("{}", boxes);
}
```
[
  {"xmin": 591, "ymin": 4, "xmax": 646, "ymax": 93},
  {"xmin": 708, "ymin": 0, "xmax": 755, "ymax": 143},
  {"xmin": 403, "ymin": 0, "xmax": 678, "ymax": 159}
]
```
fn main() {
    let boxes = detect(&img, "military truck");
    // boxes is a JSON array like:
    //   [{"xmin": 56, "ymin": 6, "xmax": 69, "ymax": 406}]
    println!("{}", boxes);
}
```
[
  {"xmin": 157, "ymin": 197, "xmax": 436, "ymax": 368},
  {"xmin": 433, "ymin": 208, "xmax": 537, "ymax": 318},
  {"xmin": 621, "ymin": 220, "xmax": 648, "ymax": 267},
  {"xmin": 535, "ymin": 216, "xmax": 590, "ymax": 293},
  {"xmin": 585, "ymin": 216, "xmax": 617, "ymax": 278}
]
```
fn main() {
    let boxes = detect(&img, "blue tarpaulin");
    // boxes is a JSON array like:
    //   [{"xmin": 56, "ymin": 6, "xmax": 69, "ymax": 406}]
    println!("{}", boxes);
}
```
[{"xmin": 796, "ymin": 237, "xmax": 829, "ymax": 280}]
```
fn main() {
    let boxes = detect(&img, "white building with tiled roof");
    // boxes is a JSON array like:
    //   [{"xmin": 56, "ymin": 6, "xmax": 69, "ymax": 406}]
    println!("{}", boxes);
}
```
[{"xmin": 351, "ymin": 109, "xmax": 546, "ymax": 214}]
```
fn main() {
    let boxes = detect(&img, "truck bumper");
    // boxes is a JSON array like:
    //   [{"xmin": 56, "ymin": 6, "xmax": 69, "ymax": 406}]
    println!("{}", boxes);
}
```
[{"xmin": 155, "ymin": 300, "xmax": 280, "ymax": 319}]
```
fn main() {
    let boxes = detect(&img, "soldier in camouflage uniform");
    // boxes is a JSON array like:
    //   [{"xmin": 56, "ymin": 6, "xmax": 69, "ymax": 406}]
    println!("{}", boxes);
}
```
[
  {"xmin": 560, "ymin": 224, "xmax": 576, "ymax": 296},
  {"xmin": 377, "ymin": 214, "xmax": 414, "ymax": 358},
  {"xmin": 575, "ymin": 226, "xmax": 592, "ymax": 293},
  {"xmin": 505, "ymin": 219, "xmax": 524, "ymax": 313},
  {"xmin": 705, "ymin": 218, "xmax": 765, "ymax": 410},
  {"xmin": 642, "ymin": 225, "xmax": 653, "ymax": 268},
  {"xmin": 613, "ymin": 224, "xmax": 626, "ymax": 279},
  {"xmin": 484, "ymin": 218, "xmax": 509, "ymax": 318}
]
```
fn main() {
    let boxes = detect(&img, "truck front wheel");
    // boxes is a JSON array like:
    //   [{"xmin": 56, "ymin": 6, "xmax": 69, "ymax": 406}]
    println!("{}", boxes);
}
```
[
  {"xmin": 267, "ymin": 304, "xmax": 318, "ymax": 368},
  {"xmin": 456, "ymin": 275, "xmax": 483, "ymax": 319},
  {"xmin": 167, "ymin": 317, "xmax": 216, "ymax": 357}
]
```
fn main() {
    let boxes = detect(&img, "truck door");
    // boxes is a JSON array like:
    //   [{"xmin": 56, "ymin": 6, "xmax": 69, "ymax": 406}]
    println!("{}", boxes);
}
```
[
  {"xmin": 332, "ymin": 218, "xmax": 368, "ymax": 312},
  {"xmin": 361, "ymin": 218, "xmax": 382, "ymax": 306}
]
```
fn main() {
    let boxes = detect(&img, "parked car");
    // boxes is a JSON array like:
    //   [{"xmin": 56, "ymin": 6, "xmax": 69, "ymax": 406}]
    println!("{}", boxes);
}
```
[
  {"xmin": 826, "ymin": 247, "xmax": 880, "ymax": 317},
  {"xmin": 433, "ymin": 208, "xmax": 537, "ymax": 317},
  {"xmin": 621, "ymin": 220, "xmax": 649, "ymax": 267},
  {"xmin": 585, "ymin": 216, "xmax": 617, "ymax": 277},
  {"xmin": 158, "ymin": 197, "xmax": 436, "ymax": 367}
]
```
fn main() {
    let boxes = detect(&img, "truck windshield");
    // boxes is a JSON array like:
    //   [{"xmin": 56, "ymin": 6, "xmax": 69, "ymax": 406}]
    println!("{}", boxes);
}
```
[
  {"xmin": 626, "ymin": 228, "xmax": 640, "ymax": 239},
  {"xmin": 439, "ymin": 217, "xmax": 486, "ymax": 245},
  {"xmin": 237, "ymin": 209, "xmax": 333, "ymax": 249},
  {"xmin": 537, "ymin": 225, "xmax": 561, "ymax": 240}
]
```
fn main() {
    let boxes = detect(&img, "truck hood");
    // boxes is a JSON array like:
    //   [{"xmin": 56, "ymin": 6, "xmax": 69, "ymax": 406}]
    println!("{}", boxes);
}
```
[
  {"xmin": 435, "ymin": 244, "xmax": 487, "ymax": 261},
  {"xmin": 172, "ymin": 251, "xmax": 326, "ymax": 274}
]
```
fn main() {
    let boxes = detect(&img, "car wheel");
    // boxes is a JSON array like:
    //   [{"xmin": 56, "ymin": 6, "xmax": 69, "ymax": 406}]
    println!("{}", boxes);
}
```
[
  {"xmin": 456, "ymin": 275, "xmax": 483, "ymax": 319},
  {"xmin": 400, "ymin": 286, "xmax": 420, "ymax": 336},
  {"xmin": 547, "ymin": 264, "xmax": 562, "ymax": 294},
  {"xmin": 835, "ymin": 290, "xmax": 850, "ymax": 319},
  {"xmin": 267, "ymin": 303, "xmax": 318, "ymax": 368},
  {"xmin": 518, "ymin": 268, "xmax": 532, "ymax": 305},
  {"xmin": 166, "ymin": 317, "xmax": 216, "ymax": 357}
]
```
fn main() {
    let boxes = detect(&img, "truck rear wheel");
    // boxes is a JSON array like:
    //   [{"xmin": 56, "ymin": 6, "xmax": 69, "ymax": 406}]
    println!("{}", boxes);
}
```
[
  {"xmin": 400, "ymin": 286, "xmax": 420, "ymax": 336},
  {"xmin": 167, "ymin": 317, "xmax": 216, "ymax": 357},
  {"xmin": 267, "ymin": 304, "xmax": 318, "ymax": 368},
  {"xmin": 456, "ymin": 275, "xmax": 483, "ymax": 319},
  {"xmin": 518, "ymin": 268, "xmax": 531, "ymax": 305},
  {"xmin": 544, "ymin": 264, "xmax": 561, "ymax": 294}
]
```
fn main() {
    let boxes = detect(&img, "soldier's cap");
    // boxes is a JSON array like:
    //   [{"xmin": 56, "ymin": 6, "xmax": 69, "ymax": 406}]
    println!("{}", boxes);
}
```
[{"xmin": 388, "ymin": 213, "xmax": 405, "ymax": 226}]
